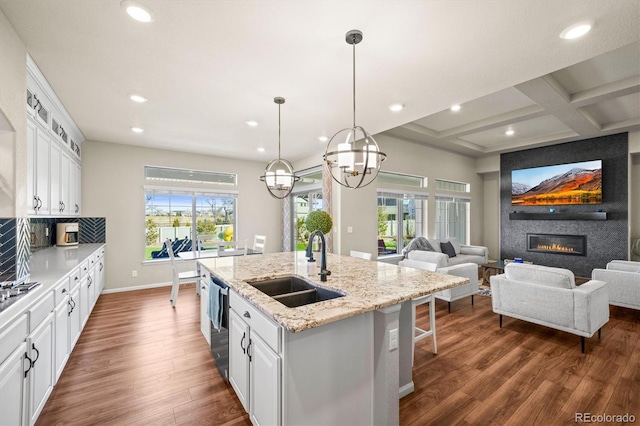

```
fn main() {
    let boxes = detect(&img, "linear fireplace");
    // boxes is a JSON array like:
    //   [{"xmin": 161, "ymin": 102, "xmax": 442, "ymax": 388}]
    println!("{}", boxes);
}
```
[{"xmin": 527, "ymin": 233, "xmax": 586, "ymax": 256}]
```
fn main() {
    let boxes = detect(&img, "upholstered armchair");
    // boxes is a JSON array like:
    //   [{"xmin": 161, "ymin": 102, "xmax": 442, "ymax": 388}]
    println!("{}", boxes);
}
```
[
  {"xmin": 592, "ymin": 260, "xmax": 640, "ymax": 310},
  {"xmin": 490, "ymin": 263, "xmax": 609, "ymax": 352}
]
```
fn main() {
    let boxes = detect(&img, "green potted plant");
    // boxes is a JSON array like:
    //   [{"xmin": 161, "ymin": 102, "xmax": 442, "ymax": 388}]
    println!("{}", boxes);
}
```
[
  {"xmin": 305, "ymin": 211, "xmax": 333, "ymax": 252},
  {"xmin": 305, "ymin": 210, "xmax": 333, "ymax": 235}
]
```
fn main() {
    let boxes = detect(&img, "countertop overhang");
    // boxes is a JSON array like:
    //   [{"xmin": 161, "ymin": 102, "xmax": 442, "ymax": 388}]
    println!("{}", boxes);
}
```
[{"xmin": 198, "ymin": 251, "xmax": 468, "ymax": 332}]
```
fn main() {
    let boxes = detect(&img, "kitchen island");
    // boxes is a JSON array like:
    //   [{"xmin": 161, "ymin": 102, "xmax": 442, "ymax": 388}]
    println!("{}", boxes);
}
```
[{"xmin": 198, "ymin": 251, "xmax": 467, "ymax": 425}]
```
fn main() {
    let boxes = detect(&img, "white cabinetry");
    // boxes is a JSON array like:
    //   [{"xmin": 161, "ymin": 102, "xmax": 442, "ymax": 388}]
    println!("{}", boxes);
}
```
[
  {"xmin": 229, "ymin": 291, "xmax": 281, "ymax": 426},
  {"xmin": 199, "ymin": 268, "xmax": 211, "ymax": 344},
  {"xmin": 26, "ymin": 119, "xmax": 51, "ymax": 215},
  {"xmin": 0, "ymin": 343, "xmax": 28, "ymax": 426},
  {"xmin": 0, "ymin": 245, "xmax": 105, "ymax": 426},
  {"xmin": 27, "ymin": 54, "xmax": 83, "ymax": 217},
  {"xmin": 27, "ymin": 312, "xmax": 54, "ymax": 425}
]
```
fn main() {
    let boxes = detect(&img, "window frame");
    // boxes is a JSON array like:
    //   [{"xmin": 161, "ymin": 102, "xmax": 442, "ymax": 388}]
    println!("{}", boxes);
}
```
[{"xmin": 143, "ymin": 185, "xmax": 239, "ymax": 262}]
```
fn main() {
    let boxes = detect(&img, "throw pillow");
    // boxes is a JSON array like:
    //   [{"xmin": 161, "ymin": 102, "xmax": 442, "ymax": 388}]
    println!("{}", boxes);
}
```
[
  {"xmin": 440, "ymin": 241, "xmax": 457, "ymax": 258},
  {"xmin": 447, "ymin": 237, "xmax": 461, "ymax": 254}
]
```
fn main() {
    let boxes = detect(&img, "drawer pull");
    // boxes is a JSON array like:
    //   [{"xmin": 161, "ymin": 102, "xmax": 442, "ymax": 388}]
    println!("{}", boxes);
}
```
[
  {"xmin": 62, "ymin": 288, "xmax": 67, "ymax": 293},
  {"xmin": 243, "ymin": 311, "xmax": 251, "ymax": 319}
]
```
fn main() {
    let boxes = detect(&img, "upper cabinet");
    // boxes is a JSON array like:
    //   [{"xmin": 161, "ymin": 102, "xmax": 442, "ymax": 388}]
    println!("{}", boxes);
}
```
[{"xmin": 26, "ymin": 55, "xmax": 84, "ymax": 217}]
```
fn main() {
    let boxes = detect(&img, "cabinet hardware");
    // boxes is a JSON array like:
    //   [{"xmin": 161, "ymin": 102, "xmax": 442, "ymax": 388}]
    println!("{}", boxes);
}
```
[
  {"xmin": 247, "ymin": 339, "xmax": 253, "ymax": 362},
  {"xmin": 75, "ymin": 204, "xmax": 79, "ymax": 213},
  {"xmin": 62, "ymin": 288, "xmax": 67, "ymax": 293},
  {"xmin": 243, "ymin": 311, "xmax": 251, "ymax": 319},
  {"xmin": 88, "ymin": 276, "xmax": 92, "ymax": 287},
  {"xmin": 68, "ymin": 300, "xmax": 72, "ymax": 316},
  {"xmin": 61, "ymin": 201, "xmax": 65, "ymax": 212},
  {"xmin": 24, "ymin": 353, "xmax": 33, "ymax": 378},
  {"xmin": 241, "ymin": 332, "xmax": 246, "ymax": 354},
  {"xmin": 31, "ymin": 343, "xmax": 40, "ymax": 366},
  {"xmin": 33, "ymin": 196, "xmax": 38, "ymax": 210}
]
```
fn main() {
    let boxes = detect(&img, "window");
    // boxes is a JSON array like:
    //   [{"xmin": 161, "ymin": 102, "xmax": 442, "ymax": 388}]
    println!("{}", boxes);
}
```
[
  {"xmin": 434, "ymin": 178, "xmax": 469, "ymax": 193},
  {"xmin": 144, "ymin": 188, "xmax": 237, "ymax": 260},
  {"xmin": 145, "ymin": 166, "xmax": 237, "ymax": 185},
  {"xmin": 434, "ymin": 195, "xmax": 470, "ymax": 244},
  {"xmin": 290, "ymin": 167, "xmax": 323, "ymax": 251},
  {"xmin": 376, "ymin": 172, "xmax": 427, "ymax": 256}
]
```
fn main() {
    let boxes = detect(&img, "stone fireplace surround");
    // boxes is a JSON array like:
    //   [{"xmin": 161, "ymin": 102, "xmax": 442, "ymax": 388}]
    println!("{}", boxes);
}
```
[{"xmin": 500, "ymin": 133, "xmax": 628, "ymax": 278}]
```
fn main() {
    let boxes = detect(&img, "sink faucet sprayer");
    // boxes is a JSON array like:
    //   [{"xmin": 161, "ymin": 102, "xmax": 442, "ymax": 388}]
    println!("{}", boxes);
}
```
[{"xmin": 306, "ymin": 230, "xmax": 331, "ymax": 282}]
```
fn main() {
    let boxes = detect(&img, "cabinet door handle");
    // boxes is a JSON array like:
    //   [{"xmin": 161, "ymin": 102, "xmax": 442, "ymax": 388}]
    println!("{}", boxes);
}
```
[
  {"xmin": 24, "ymin": 353, "xmax": 33, "ymax": 378},
  {"xmin": 61, "ymin": 201, "xmax": 65, "ymax": 212},
  {"xmin": 88, "ymin": 276, "xmax": 92, "ymax": 287},
  {"xmin": 31, "ymin": 343, "xmax": 40, "ymax": 366},
  {"xmin": 243, "ymin": 311, "xmax": 251, "ymax": 319},
  {"xmin": 247, "ymin": 339, "xmax": 252, "ymax": 362},
  {"xmin": 33, "ymin": 196, "xmax": 39, "ymax": 210},
  {"xmin": 38, "ymin": 197, "xmax": 42, "ymax": 209},
  {"xmin": 100, "ymin": 263, "xmax": 103, "ymax": 271},
  {"xmin": 240, "ymin": 332, "xmax": 246, "ymax": 354},
  {"xmin": 68, "ymin": 299, "xmax": 73, "ymax": 316}
]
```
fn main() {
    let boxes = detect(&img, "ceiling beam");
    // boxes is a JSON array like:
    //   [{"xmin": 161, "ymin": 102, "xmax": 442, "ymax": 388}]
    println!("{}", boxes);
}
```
[
  {"xmin": 571, "ymin": 75, "xmax": 640, "ymax": 108},
  {"xmin": 515, "ymin": 75, "xmax": 602, "ymax": 136},
  {"xmin": 436, "ymin": 105, "xmax": 547, "ymax": 139}
]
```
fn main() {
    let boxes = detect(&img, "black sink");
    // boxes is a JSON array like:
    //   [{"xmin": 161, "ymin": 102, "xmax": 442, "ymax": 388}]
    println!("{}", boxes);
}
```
[{"xmin": 247, "ymin": 276, "xmax": 345, "ymax": 307}]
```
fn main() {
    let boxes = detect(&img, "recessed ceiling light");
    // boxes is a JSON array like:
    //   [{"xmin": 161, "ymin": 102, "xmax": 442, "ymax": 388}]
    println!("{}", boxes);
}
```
[
  {"xmin": 560, "ymin": 21, "xmax": 593, "ymax": 40},
  {"xmin": 131, "ymin": 127, "xmax": 144, "ymax": 133},
  {"xmin": 450, "ymin": 104, "xmax": 461, "ymax": 112},
  {"xmin": 245, "ymin": 120, "xmax": 258, "ymax": 127},
  {"xmin": 129, "ymin": 94, "xmax": 148, "ymax": 103},
  {"xmin": 318, "ymin": 136, "xmax": 328, "ymax": 142},
  {"xmin": 389, "ymin": 103, "xmax": 404, "ymax": 112},
  {"xmin": 505, "ymin": 129, "xmax": 515, "ymax": 136},
  {"xmin": 121, "ymin": 1, "xmax": 155, "ymax": 23},
  {"xmin": 257, "ymin": 147, "xmax": 265, "ymax": 152}
]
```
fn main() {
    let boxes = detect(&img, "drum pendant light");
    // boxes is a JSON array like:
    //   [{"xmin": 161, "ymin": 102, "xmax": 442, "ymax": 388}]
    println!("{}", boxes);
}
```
[
  {"xmin": 260, "ymin": 97, "xmax": 300, "ymax": 199},
  {"xmin": 324, "ymin": 30, "xmax": 387, "ymax": 189}
]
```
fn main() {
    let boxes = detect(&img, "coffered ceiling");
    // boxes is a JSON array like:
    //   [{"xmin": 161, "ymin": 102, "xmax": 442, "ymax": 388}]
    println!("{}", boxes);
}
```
[
  {"xmin": 1, "ymin": 1, "xmax": 639, "ymax": 161},
  {"xmin": 383, "ymin": 41, "xmax": 640, "ymax": 157}
]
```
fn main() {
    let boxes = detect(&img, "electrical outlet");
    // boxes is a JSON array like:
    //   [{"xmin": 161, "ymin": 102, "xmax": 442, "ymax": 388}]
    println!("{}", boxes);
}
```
[
  {"xmin": 45, "ymin": 227, "xmax": 49, "ymax": 237},
  {"xmin": 132, "ymin": 270, "xmax": 137, "ymax": 278},
  {"xmin": 389, "ymin": 328, "xmax": 398, "ymax": 351},
  {"xmin": 347, "ymin": 226, "xmax": 353, "ymax": 233}
]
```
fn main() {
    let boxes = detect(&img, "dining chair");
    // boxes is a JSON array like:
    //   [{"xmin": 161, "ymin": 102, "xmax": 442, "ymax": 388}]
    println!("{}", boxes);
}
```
[
  {"xmin": 397, "ymin": 259, "xmax": 438, "ymax": 361},
  {"xmin": 253, "ymin": 234, "xmax": 267, "ymax": 253},
  {"xmin": 217, "ymin": 240, "xmax": 247, "ymax": 257},
  {"xmin": 349, "ymin": 250, "xmax": 372, "ymax": 260},
  {"xmin": 166, "ymin": 238, "xmax": 200, "ymax": 307}
]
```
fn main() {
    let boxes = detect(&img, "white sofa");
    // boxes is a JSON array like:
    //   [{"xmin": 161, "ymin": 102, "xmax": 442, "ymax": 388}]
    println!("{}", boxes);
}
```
[
  {"xmin": 399, "ymin": 260, "xmax": 479, "ymax": 312},
  {"xmin": 592, "ymin": 260, "xmax": 640, "ymax": 310},
  {"xmin": 405, "ymin": 237, "xmax": 488, "ymax": 269},
  {"xmin": 490, "ymin": 263, "xmax": 609, "ymax": 352}
]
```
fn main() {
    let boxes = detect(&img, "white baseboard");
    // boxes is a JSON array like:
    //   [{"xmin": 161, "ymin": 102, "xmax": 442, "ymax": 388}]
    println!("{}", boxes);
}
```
[
  {"xmin": 399, "ymin": 381, "xmax": 415, "ymax": 398},
  {"xmin": 101, "ymin": 281, "xmax": 173, "ymax": 294}
]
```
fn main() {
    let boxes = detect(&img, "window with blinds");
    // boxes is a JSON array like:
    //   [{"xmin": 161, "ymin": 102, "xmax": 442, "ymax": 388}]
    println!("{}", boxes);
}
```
[{"xmin": 434, "ymin": 194, "xmax": 471, "ymax": 244}]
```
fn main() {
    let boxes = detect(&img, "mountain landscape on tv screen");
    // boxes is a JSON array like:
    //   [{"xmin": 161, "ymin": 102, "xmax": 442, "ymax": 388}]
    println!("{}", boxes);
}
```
[{"xmin": 512, "ymin": 167, "xmax": 602, "ymax": 205}]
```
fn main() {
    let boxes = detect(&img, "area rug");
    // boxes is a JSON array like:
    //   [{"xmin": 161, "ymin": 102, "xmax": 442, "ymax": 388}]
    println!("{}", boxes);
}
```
[{"xmin": 477, "ymin": 280, "xmax": 491, "ymax": 297}]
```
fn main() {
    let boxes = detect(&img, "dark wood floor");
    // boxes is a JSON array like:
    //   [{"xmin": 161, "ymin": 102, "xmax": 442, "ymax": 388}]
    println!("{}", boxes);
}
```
[{"xmin": 38, "ymin": 284, "xmax": 639, "ymax": 425}]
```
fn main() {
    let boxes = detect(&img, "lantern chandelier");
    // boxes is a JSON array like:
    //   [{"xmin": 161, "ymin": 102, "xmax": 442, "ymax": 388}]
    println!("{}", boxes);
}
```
[
  {"xmin": 260, "ymin": 97, "xmax": 300, "ymax": 199},
  {"xmin": 324, "ymin": 30, "xmax": 387, "ymax": 189}
]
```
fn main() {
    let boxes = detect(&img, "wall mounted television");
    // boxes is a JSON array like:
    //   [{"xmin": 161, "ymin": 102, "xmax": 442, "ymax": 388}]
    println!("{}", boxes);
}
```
[{"xmin": 511, "ymin": 160, "xmax": 602, "ymax": 206}]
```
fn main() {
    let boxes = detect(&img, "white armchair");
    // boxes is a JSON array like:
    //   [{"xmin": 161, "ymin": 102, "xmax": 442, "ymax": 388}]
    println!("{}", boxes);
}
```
[
  {"xmin": 491, "ymin": 263, "xmax": 609, "ymax": 352},
  {"xmin": 592, "ymin": 260, "xmax": 640, "ymax": 310}
]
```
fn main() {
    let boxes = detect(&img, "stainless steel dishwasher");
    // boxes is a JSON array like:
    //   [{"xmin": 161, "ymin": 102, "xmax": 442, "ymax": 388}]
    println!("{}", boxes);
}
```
[{"xmin": 210, "ymin": 276, "xmax": 229, "ymax": 381}]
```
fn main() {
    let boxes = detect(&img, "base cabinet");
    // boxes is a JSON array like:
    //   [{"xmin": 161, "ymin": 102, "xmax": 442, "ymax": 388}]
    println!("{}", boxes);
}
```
[
  {"xmin": 249, "ymin": 333, "xmax": 281, "ymax": 426},
  {"xmin": 27, "ymin": 312, "xmax": 55, "ymax": 426},
  {"xmin": 54, "ymin": 296, "xmax": 70, "ymax": 382},
  {"xmin": 199, "ymin": 268, "xmax": 211, "ymax": 344},
  {"xmin": 229, "ymin": 292, "xmax": 281, "ymax": 426},
  {"xmin": 0, "ymin": 343, "xmax": 28, "ymax": 426}
]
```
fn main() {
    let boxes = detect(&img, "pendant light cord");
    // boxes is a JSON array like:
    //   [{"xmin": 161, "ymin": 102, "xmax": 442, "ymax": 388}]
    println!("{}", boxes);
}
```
[
  {"xmin": 352, "ymin": 33, "xmax": 356, "ymax": 129},
  {"xmin": 278, "ymin": 102, "xmax": 282, "ymax": 160}
]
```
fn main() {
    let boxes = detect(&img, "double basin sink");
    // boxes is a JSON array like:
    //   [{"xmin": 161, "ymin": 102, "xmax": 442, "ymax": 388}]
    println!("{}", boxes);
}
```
[{"xmin": 247, "ymin": 276, "xmax": 345, "ymax": 308}]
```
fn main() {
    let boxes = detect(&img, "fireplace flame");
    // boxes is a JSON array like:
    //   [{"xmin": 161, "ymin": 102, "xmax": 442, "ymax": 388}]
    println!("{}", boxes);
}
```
[{"xmin": 536, "ymin": 244, "xmax": 574, "ymax": 252}]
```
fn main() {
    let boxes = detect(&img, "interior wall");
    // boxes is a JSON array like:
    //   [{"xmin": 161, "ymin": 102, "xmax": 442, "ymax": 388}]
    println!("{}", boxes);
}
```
[
  {"xmin": 500, "ymin": 133, "xmax": 629, "ymax": 277},
  {"xmin": 481, "ymin": 171, "xmax": 500, "ymax": 259},
  {"xmin": 82, "ymin": 140, "xmax": 282, "ymax": 291},
  {"xmin": 296, "ymin": 135, "xmax": 485, "ymax": 257},
  {"xmin": 0, "ymin": 10, "xmax": 27, "ymax": 217}
]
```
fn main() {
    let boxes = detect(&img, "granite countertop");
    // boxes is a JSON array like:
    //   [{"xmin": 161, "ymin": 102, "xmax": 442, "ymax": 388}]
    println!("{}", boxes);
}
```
[
  {"xmin": 0, "ymin": 243, "xmax": 105, "ymax": 328},
  {"xmin": 198, "ymin": 251, "xmax": 468, "ymax": 333}
]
